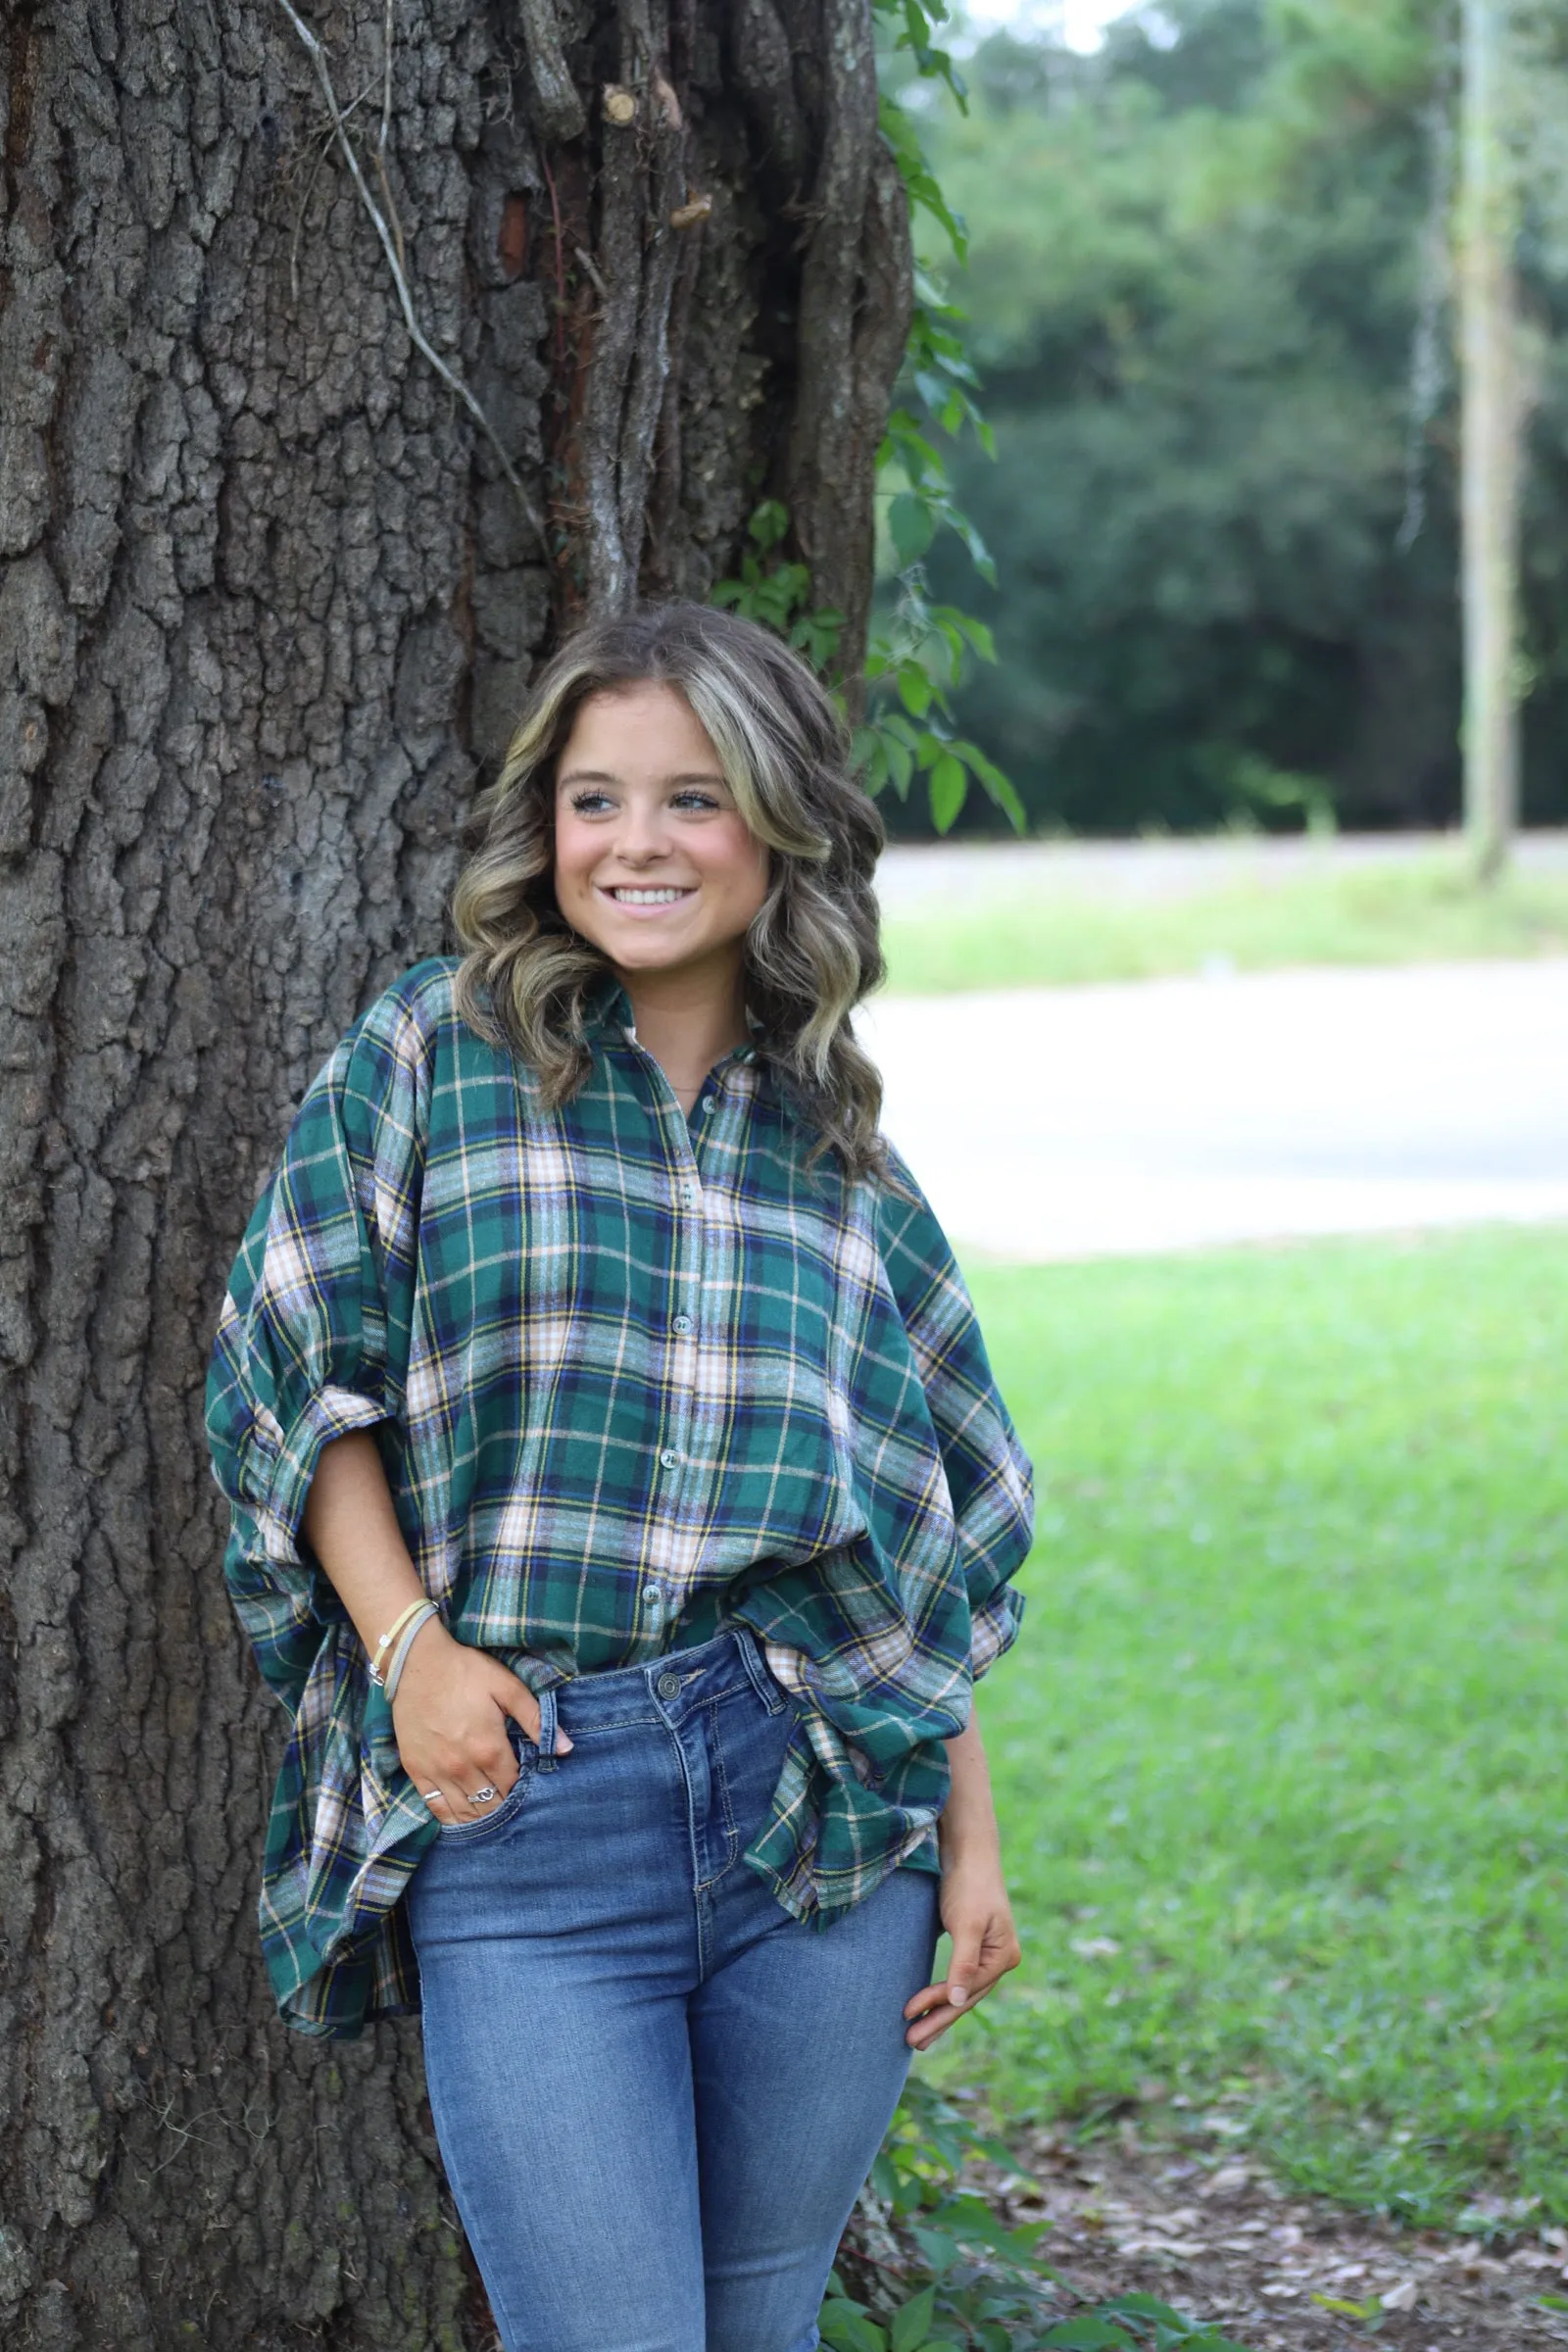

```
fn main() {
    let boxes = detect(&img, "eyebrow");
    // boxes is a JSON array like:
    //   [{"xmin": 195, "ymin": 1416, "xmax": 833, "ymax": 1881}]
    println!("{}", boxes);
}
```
[{"xmin": 556, "ymin": 768, "xmax": 731, "ymax": 790}]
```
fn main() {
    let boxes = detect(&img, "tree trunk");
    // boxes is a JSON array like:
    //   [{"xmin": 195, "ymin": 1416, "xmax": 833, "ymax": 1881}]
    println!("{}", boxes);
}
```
[
  {"xmin": 0, "ymin": 4, "xmax": 909, "ymax": 2344},
  {"xmin": 1459, "ymin": 0, "xmax": 1521, "ymax": 882}
]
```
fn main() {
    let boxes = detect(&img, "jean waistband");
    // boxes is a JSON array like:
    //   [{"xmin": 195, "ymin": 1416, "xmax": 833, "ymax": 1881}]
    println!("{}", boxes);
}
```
[{"xmin": 531, "ymin": 1629, "xmax": 788, "ymax": 1754}]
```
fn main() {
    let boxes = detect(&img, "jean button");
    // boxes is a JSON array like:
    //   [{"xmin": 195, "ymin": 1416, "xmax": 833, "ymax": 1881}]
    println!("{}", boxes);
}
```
[{"xmin": 657, "ymin": 1671, "xmax": 681, "ymax": 1700}]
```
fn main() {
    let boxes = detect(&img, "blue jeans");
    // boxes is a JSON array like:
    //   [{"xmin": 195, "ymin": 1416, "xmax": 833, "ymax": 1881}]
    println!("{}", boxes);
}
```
[{"xmin": 403, "ymin": 1630, "xmax": 941, "ymax": 2352}]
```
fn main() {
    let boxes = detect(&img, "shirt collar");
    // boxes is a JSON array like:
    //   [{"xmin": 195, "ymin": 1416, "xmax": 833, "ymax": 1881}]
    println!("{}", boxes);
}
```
[{"xmin": 582, "ymin": 967, "xmax": 636, "ymax": 1041}]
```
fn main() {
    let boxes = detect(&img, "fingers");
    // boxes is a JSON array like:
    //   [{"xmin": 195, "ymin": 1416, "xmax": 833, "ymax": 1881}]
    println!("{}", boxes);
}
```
[
  {"xmin": 902, "ymin": 1910, "xmax": 1023, "ymax": 2047},
  {"xmin": 420, "ymin": 1768, "xmax": 507, "ymax": 1825},
  {"xmin": 945, "ymin": 1920, "xmax": 986, "ymax": 2012},
  {"xmin": 406, "ymin": 1719, "xmax": 518, "ymax": 1821},
  {"xmin": 495, "ymin": 1664, "xmax": 573, "ymax": 1756}
]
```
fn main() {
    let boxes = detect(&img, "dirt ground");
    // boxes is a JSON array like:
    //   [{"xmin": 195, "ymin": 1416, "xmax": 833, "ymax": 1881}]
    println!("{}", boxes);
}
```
[{"xmin": 969, "ymin": 2115, "xmax": 1568, "ymax": 2349}]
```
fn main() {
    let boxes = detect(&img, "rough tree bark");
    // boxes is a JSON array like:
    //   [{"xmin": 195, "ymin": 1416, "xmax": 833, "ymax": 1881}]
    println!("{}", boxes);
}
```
[{"xmin": 0, "ymin": 4, "xmax": 911, "ymax": 2344}]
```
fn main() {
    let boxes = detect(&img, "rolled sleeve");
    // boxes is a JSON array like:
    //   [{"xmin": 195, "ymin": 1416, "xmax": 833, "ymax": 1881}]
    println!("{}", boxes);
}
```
[
  {"xmin": 207, "ymin": 1003, "xmax": 424, "ymax": 1705},
  {"xmin": 876, "ymin": 1149, "xmax": 1035, "ymax": 1679},
  {"xmin": 968, "ymin": 1587, "xmax": 1024, "ymax": 1682}
]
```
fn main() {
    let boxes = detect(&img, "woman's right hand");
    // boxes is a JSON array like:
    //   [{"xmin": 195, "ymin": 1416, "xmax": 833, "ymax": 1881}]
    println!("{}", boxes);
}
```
[{"xmin": 391, "ymin": 1621, "xmax": 572, "ymax": 1825}]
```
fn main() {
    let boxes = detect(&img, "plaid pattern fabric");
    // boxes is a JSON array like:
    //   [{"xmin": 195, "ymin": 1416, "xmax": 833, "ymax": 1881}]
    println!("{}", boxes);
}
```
[{"xmin": 207, "ymin": 959, "xmax": 1033, "ymax": 2037}]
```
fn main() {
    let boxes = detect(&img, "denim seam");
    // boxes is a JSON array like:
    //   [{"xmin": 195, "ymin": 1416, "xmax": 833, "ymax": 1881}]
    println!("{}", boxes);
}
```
[{"xmin": 692, "ymin": 1696, "xmax": 741, "ymax": 1893}]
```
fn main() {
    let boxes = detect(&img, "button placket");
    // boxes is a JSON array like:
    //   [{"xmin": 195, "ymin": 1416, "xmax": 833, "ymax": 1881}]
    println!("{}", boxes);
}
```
[
  {"xmin": 631, "ymin": 1046, "xmax": 709, "ymax": 1644},
  {"xmin": 658, "ymin": 1153, "xmax": 702, "ymax": 1493}
]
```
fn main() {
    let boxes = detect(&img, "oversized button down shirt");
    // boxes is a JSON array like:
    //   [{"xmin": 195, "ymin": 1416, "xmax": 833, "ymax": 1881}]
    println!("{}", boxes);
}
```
[{"xmin": 206, "ymin": 958, "xmax": 1033, "ymax": 2036}]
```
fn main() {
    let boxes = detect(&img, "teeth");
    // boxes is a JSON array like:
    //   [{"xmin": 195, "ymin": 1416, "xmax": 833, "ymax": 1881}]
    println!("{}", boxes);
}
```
[{"xmin": 609, "ymin": 887, "xmax": 689, "ymax": 904}]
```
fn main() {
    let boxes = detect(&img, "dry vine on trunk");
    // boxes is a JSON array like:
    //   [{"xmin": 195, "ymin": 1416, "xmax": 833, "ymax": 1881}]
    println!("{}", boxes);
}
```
[{"xmin": 0, "ymin": 3, "xmax": 910, "ymax": 2343}]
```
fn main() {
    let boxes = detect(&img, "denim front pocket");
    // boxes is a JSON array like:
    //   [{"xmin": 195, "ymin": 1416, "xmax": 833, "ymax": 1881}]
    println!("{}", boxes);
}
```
[{"xmin": 435, "ymin": 1742, "xmax": 537, "ymax": 1843}]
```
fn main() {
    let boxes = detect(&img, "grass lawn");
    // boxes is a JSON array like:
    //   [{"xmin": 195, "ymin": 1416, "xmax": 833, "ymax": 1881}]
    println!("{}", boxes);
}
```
[
  {"xmin": 883, "ymin": 855, "xmax": 1568, "ymax": 994},
  {"xmin": 958, "ymin": 1227, "xmax": 1568, "ymax": 2230}
]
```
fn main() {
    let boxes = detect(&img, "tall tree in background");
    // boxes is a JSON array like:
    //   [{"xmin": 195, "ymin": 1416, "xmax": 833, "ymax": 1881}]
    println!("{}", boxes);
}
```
[
  {"xmin": 0, "ymin": 4, "xmax": 908, "ymax": 2343},
  {"xmin": 1460, "ymin": 0, "xmax": 1522, "ymax": 878}
]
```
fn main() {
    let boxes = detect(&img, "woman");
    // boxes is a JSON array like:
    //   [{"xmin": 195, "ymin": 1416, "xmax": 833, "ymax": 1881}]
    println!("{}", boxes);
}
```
[{"xmin": 207, "ymin": 601, "xmax": 1033, "ymax": 2352}]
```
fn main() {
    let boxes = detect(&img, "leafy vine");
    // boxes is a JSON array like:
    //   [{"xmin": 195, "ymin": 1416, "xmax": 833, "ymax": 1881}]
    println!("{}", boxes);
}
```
[{"xmin": 714, "ymin": 0, "xmax": 1024, "ymax": 836}]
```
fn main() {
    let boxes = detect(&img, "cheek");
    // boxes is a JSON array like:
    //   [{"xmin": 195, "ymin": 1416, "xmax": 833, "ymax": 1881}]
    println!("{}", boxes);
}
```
[
  {"xmin": 705, "ymin": 824, "xmax": 769, "ymax": 908},
  {"xmin": 552, "ymin": 818, "xmax": 590, "ymax": 898}
]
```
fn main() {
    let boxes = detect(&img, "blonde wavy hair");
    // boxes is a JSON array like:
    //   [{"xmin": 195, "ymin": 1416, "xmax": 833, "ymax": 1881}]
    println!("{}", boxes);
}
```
[{"xmin": 452, "ymin": 602, "xmax": 893, "ymax": 1178}]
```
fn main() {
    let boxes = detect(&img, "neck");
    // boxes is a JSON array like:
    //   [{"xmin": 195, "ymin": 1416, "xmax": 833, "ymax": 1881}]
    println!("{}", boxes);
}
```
[{"xmin": 617, "ymin": 952, "xmax": 750, "ymax": 1111}]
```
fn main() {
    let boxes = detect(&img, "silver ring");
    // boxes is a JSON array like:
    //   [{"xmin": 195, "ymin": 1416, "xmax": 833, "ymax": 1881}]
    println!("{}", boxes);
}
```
[
  {"xmin": 470, "ymin": 1785, "xmax": 499, "ymax": 1803},
  {"xmin": 421, "ymin": 1789, "xmax": 443, "ymax": 1805}
]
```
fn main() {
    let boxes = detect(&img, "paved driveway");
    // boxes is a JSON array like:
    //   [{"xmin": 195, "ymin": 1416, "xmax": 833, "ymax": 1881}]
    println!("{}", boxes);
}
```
[{"xmin": 857, "ymin": 960, "xmax": 1568, "ymax": 1261}]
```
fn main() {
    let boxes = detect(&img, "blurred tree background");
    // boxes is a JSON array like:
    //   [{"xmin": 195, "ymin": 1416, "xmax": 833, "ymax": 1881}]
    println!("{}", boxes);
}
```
[{"xmin": 884, "ymin": 0, "xmax": 1568, "ymax": 837}]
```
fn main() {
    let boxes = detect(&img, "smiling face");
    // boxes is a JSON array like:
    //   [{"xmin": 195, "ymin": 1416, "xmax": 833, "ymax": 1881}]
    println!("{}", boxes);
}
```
[{"xmin": 552, "ymin": 680, "xmax": 771, "ymax": 990}]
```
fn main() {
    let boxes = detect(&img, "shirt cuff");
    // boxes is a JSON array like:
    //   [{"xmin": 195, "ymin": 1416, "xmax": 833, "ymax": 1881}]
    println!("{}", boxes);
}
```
[
  {"xmin": 969, "ymin": 1588, "xmax": 1023, "ymax": 1683},
  {"xmin": 247, "ymin": 1385, "xmax": 389, "ymax": 1569}
]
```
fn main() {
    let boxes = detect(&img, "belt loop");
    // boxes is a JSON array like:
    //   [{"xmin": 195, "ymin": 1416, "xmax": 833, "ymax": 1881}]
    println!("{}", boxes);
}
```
[
  {"xmin": 535, "ymin": 1682, "xmax": 559, "ymax": 1771},
  {"xmin": 736, "ymin": 1629, "xmax": 787, "ymax": 1715}
]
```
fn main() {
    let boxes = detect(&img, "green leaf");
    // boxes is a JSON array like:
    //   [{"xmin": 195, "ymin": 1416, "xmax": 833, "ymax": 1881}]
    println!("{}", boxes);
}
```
[
  {"xmin": 1041, "ymin": 2323, "xmax": 1138, "ymax": 2349},
  {"xmin": 928, "ymin": 751, "xmax": 966, "ymax": 834},
  {"xmin": 897, "ymin": 665, "xmax": 934, "ymax": 718},
  {"xmin": 818, "ymin": 2299, "xmax": 886, "ymax": 2352},
  {"xmin": 951, "ymin": 511, "xmax": 997, "ymax": 585},
  {"xmin": 889, "ymin": 492, "xmax": 936, "ymax": 569},
  {"xmin": 881, "ymin": 728, "xmax": 914, "ymax": 797},
  {"xmin": 1100, "ymin": 2295, "xmax": 1193, "ymax": 2327},
  {"xmin": 909, "ymin": 2226, "xmax": 957, "ymax": 2274},
  {"xmin": 949, "ymin": 740, "xmax": 1026, "ymax": 833},
  {"xmin": 851, "ymin": 724, "xmax": 888, "ymax": 795},
  {"xmin": 747, "ymin": 499, "xmax": 790, "ymax": 552},
  {"xmin": 891, "ymin": 2284, "xmax": 936, "ymax": 2351}
]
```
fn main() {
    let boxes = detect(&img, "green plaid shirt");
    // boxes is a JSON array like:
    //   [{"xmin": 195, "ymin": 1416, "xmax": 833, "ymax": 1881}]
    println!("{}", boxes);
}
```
[{"xmin": 207, "ymin": 958, "xmax": 1032, "ymax": 2037}]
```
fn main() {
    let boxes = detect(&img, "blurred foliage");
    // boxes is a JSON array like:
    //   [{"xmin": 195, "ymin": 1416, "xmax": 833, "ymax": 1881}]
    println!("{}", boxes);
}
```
[
  {"xmin": 887, "ymin": 0, "xmax": 1568, "ymax": 838},
  {"xmin": 822, "ymin": 2077, "xmax": 1254, "ymax": 2350}
]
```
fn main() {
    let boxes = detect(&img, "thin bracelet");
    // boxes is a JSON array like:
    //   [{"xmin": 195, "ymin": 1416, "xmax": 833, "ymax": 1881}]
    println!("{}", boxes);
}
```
[
  {"xmin": 382, "ymin": 1601, "xmax": 442, "ymax": 1705},
  {"xmin": 368, "ymin": 1596, "xmax": 431, "ymax": 1687}
]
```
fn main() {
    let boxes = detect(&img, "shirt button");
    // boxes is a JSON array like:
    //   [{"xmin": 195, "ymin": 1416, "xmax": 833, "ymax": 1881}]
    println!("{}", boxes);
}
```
[
  {"xmin": 672, "ymin": 1314, "xmax": 693, "ymax": 1335},
  {"xmin": 700, "ymin": 1095, "xmax": 715, "ymax": 1114},
  {"xmin": 659, "ymin": 1447, "xmax": 679, "ymax": 1470},
  {"xmin": 657, "ymin": 1672, "xmax": 681, "ymax": 1700},
  {"xmin": 642, "ymin": 1583, "xmax": 663, "ymax": 1607}
]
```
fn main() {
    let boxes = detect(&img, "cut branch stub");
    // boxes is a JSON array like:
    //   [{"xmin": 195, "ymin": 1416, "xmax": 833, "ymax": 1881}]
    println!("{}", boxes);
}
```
[{"xmin": 519, "ymin": 0, "xmax": 588, "ymax": 142}]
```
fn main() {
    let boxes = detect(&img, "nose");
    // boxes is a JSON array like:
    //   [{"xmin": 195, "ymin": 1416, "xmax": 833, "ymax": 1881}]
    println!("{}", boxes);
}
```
[{"xmin": 611, "ymin": 802, "xmax": 670, "ymax": 865}]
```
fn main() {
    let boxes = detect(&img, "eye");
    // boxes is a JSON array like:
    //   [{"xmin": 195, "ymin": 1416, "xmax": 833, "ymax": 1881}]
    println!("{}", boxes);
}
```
[
  {"xmin": 671, "ymin": 788, "xmax": 722, "ymax": 812},
  {"xmin": 567, "ymin": 788, "xmax": 614, "ymax": 815}
]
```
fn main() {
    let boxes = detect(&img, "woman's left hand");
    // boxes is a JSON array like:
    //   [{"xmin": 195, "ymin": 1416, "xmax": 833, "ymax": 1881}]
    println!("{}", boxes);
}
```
[{"xmin": 903, "ymin": 1852, "xmax": 1022, "ymax": 2049}]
